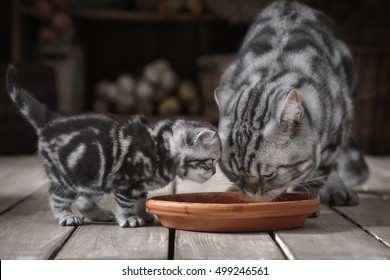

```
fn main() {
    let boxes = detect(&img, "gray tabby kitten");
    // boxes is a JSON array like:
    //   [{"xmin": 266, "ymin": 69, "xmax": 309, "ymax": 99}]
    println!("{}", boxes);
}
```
[
  {"xmin": 216, "ymin": 1, "xmax": 368, "ymax": 205},
  {"xmin": 6, "ymin": 65, "xmax": 220, "ymax": 227}
]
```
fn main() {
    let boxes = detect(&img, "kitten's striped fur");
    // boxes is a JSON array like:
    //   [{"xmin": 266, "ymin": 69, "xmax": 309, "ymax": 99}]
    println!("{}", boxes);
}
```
[
  {"xmin": 216, "ymin": 1, "xmax": 368, "ymax": 205},
  {"xmin": 6, "ymin": 65, "xmax": 220, "ymax": 227}
]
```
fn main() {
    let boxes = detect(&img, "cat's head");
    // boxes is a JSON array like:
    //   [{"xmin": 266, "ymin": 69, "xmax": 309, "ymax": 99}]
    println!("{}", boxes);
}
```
[
  {"xmin": 172, "ymin": 120, "xmax": 221, "ymax": 183},
  {"xmin": 216, "ymin": 88, "xmax": 317, "ymax": 201}
]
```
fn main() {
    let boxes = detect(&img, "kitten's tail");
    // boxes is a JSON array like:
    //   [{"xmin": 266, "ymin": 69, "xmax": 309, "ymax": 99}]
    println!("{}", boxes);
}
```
[{"xmin": 6, "ymin": 64, "xmax": 59, "ymax": 133}]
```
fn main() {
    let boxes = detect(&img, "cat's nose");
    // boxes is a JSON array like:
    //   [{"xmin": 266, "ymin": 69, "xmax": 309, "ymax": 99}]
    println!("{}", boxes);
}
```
[{"xmin": 245, "ymin": 176, "xmax": 259, "ymax": 186}]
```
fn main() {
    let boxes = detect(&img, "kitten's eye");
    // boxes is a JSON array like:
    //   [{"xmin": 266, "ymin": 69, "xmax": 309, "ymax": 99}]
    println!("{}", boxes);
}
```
[
  {"xmin": 190, "ymin": 158, "xmax": 215, "ymax": 170},
  {"xmin": 199, "ymin": 159, "xmax": 212, "ymax": 169},
  {"xmin": 262, "ymin": 172, "xmax": 276, "ymax": 180},
  {"xmin": 207, "ymin": 159, "xmax": 217, "ymax": 170}
]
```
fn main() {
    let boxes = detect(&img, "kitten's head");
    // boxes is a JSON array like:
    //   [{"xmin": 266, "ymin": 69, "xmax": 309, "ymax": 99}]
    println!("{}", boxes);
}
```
[
  {"xmin": 172, "ymin": 120, "xmax": 221, "ymax": 183},
  {"xmin": 216, "ymin": 88, "xmax": 317, "ymax": 201}
]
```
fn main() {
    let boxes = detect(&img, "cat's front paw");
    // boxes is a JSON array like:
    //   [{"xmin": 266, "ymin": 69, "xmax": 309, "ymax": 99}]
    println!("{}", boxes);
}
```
[
  {"xmin": 118, "ymin": 216, "xmax": 146, "ymax": 228},
  {"xmin": 319, "ymin": 184, "xmax": 359, "ymax": 206},
  {"xmin": 59, "ymin": 216, "xmax": 82, "ymax": 226}
]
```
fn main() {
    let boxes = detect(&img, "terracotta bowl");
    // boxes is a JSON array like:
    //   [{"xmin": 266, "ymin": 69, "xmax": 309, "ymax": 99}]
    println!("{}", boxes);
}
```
[{"xmin": 146, "ymin": 192, "xmax": 319, "ymax": 232}]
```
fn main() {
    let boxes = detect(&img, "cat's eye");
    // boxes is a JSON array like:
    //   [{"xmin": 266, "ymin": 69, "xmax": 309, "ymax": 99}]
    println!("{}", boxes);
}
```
[{"xmin": 262, "ymin": 172, "xmax": 276, "ymax": 180}]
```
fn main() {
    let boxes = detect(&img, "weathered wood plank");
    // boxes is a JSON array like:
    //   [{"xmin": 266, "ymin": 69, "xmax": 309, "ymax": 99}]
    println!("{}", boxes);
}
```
[
  {"xmin": 365, "ymin": 156, "xmax": 390, "ymax": 176},
  {"xmin": 0, "ymin": 155, "xmax": 40, "ymax": 171},
  {"xmin": 0, "ymin": 156, "xmax": 44, "ymax": 180},
  {"xmin": 57, "ymin": 191, "xmax": 170, "ymax": 259},
  {"xmin": 359, "ymin": 159, "xmax": 390, "ymax": 198},
  {"xmin": 0, "ymin": 155, "xmax": 48, "ymax": 213},
  {"xmin": 361, "ymin": 178, "xmax": 390, "ymax": 200},
  {"xmin": 274, "ymin": 205, "xmax": 390, "ymax": 259},
  {"xmin": 174, "ymin": 230, "xmax": 284, "ymax": 260},
  {"xmin": 333, "ymin": 193, "xmax": 390, "ymax": 248},
  {"xmin": 56, "ymin": 224, "xmax": 169, "ymax": 259},
  {"xmin": 0, "ymin": 186, "xmax": 76, "ymax": 259}
]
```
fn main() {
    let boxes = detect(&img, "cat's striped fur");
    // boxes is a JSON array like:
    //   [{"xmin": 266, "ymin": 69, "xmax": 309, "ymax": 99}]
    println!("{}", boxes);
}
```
[
  {"xmin": 216, "ymin": 1, "xmax": 368, "ymax": 205},
  {"xmin": 6, "ymin": 65, "xmax": 220, "ymax": 227}
]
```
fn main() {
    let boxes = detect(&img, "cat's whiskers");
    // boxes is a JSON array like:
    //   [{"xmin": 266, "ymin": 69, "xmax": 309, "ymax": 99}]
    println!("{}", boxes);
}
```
[
  {"xmin": 302, "ymin": 170, "xmax": 361, "ymax": 186},
  {"xmin": 205, "ymin": 175, "xmax": 236, "ymax": 191},
  {"xmin": 290, "ymin": 171, "xmax": 338, "ymax": 187},
  {"xmin": 296, "ymin": 184, "xmax": 311, "ymax": 197}
]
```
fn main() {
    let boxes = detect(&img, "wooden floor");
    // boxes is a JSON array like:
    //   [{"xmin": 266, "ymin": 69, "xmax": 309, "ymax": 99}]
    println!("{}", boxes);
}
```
[{"xmin": 0, "ymin": 155, "xmax": 389, "ymax": 260}]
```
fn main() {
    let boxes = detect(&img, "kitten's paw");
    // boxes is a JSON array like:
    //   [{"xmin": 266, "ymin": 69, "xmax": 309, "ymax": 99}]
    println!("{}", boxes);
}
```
[
  {"xmin": 59, "ymin": 216, "xmax": 82, "ymax": 226},
  {"xmin": 140, "ymin": 212, "xmax": 155, "ymax": 223},
  {"xmin": 319, "ymin": 184, "xmax": 359, "ymax": 206},
  {"xmin": 118, "ymin": 216, "xmax": 145, "ymax": 228}
]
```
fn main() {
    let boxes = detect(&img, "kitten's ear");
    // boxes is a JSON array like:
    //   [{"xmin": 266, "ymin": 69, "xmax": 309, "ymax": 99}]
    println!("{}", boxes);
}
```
[
  {"xmin": 280, "ymin": 89, "xmax": 303, "ymax": 133},
  {"xmin": 194, "ymin": 129, "xmax": 218, "ymax": 145}
]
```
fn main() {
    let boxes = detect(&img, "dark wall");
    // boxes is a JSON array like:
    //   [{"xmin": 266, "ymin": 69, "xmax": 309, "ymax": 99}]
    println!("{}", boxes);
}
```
[{"xmin": 0, "ymin": 0, "xmax": 12, "ymax": 63}]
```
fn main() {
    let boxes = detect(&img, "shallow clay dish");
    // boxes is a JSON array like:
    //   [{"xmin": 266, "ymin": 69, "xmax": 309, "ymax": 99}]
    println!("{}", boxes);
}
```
[{"xmin": 146, "ymin": 192, "xmax": 319, "ymax": 232}]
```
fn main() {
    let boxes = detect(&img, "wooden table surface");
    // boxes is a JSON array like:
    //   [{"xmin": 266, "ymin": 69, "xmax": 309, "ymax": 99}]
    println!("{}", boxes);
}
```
[{"xmin": 0, "ymin": 155, "xmax": 389, "ymax": 260}]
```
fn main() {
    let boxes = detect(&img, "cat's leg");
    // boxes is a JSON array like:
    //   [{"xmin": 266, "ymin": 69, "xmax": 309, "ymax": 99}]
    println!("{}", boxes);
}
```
[
  {"xmin": 319, "ymin": 176, "xmax": 359, "ymax": 206},
  {"xmin": 335, "ymin": 138, "xmax": 368, "ymax": 188},
  {"xmin": 49, "ymin": 183, "xmax": 81, "ymax": 226},
  {"xmin": 298, "ymin": 169, "xmax": 359, "ymax": 206},
  {"xmin": 75, "ymin": 194, "xmax": 115, "ymax": 222},
  {"xmin": 113, "ymin": 188, "xmax": 149, "ymax": 228},
  {"xmin": 320, "ymin": 138, "xmax": 368, "ymax": 206}
]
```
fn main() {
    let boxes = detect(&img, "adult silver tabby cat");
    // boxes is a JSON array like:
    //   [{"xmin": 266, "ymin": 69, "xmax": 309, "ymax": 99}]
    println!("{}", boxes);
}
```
[
  {"xmin": 216, "ymin": 1, "xmax": 368, "ymax": 205},
  {"xmin": 6, "ymin": 65, "xmax": 220, "ymax": 227}
]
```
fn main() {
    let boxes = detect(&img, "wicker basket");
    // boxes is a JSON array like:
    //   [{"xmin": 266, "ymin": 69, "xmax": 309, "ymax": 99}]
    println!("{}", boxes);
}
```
[{"xmin": 198, "ymin": 47, "xmax": 390, "ymax": 155}]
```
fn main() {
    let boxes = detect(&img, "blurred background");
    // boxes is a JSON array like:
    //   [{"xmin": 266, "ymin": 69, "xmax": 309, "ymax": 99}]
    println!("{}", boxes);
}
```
[{"xmin": 0, "ymin": 0, "xmax": 389, "ymax": 155}]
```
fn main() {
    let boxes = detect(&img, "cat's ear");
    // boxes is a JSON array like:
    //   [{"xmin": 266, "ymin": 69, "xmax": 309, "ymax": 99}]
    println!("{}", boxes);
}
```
[
  {"xmin": 280, "ymin": 89, "xmax": 303, "ymax": 133},
  {"xmin": 194, "ymin": 129, "xmax": 218, "ymax": 146},
  {"xmin": 214, "ymin": 87, "xmax": 233, "ymax": 116}
]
